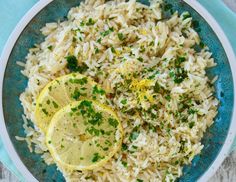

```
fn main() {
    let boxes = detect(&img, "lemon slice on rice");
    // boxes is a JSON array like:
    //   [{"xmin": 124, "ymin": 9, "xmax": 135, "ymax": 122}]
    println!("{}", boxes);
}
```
[
  {"xmin": 46, "ymin": 100, "xmax": 123, "ymax": 170},
  {"xmin": 35, "ymin": 73, "xmax": 106, "ymax": 133}
]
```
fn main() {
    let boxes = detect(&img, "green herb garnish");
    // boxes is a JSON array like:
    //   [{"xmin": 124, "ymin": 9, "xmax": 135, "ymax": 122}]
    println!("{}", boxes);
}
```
[
  {"xmin": 80, "ymin": 21, "xmax": 85, "ymax": 26},
  {"xmin": 47, "ymin": 45, "xmax": 53, "ymax": 51},
  {"xmin": 121, "ymin": 161, "xmax": 128, "ymax": 168},
  {"xmin": 72, "ymin": 90, "xmax": 81, "ymax": 100},
  {"xmin": 111, "ymin": 47, "xmax": 116, "ymax": 53},
  {"xmin": 97, "ymin": 38, "xmax": 102, "ymax": 43},
  {"xmin": 118, "ymin": 33, "xmax": 125, "ymax": 41},
  {"xmin": 88, "ymin": 112, "xmax": 103, "ymax": 126},
  {"xmin": 121, "ymin": 99, "xmax": 127, "ymax": 105},
  {"xmin": 92, "ymin": 153, "xmax": 103, "ymax": 162},
  {"xmin": 65, "ymin": 55, "xmax": 88, "ymax": 73},
  {"xmin": 86, "ymin": 18, "xmax": 95, "ymax": 26},
  {"xmin": 175, "ymin": 56, "xmax": 186, "ymax": 67},
  {"xmin": 188, "ymin": 108, "xmax": 198, "ymax": 115},
  {"xmin": 182, "ymin": 12, "xmax": 191, "ymax": 20},
  {"xmin": 122, "ymin": 143, "xmax": 128, "ymax": 151},
  {"xmin": 42, "ymin": 108, "xmax": 48, "ymax": 115},
  {"xmin": 108, "ymin": 118, "xmax": 119, "ymax": 128},
  {"xmin": 169, "ymin": 68, "xmax": 188, "ymax": 84},
  {"xmin": 189, "ymin": 122, "xmax": 195, "ymax": 128},
  {"xmin": 86, "ymin": 126, "xmax": 100, "ymax": 136},
  {"xmin": 100, "ymin": 27, "xmax": 114, "ymax": 37},
  {"xmin": 52, "ymin": 101, "xmax": 59, "ymax": 108},
  {"xmin": 165, "ymin": 95, "xmax": 171, "ymax": 102},
  {"xmin": 129, "ymin": 131, "xmax": 139, "ymax": 141},
  {"xmin": 92, "ymin": 85, "xmax": 105, "ymax": 95},
  {"xmin": 137, "ymin": 57, "xmax": 143, "ymax": 62},
  {"xmin": 95, "ymin": 47, "xmax": 99, "ymax": 54},
  {"xmin": 69, "ymin": 77, "xmax": 88, "ymax": 85}
]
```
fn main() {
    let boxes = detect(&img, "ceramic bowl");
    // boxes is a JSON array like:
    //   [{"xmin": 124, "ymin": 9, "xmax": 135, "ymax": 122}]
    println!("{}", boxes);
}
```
[{"xmin": 0, "ymin": 0, "xmax": 236, "ymax": 181}]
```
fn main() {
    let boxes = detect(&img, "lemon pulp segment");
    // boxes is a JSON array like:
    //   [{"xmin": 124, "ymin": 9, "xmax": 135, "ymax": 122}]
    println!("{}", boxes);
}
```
[{"xmin": 46, "ymin": 100, "xmax": 123, "ymax": 170}]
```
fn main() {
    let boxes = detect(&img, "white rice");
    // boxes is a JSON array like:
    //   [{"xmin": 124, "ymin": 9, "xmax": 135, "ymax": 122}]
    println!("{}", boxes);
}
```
[{"xmin": 17, "ymin": 0, "xmax": 218, "ymax": 181}]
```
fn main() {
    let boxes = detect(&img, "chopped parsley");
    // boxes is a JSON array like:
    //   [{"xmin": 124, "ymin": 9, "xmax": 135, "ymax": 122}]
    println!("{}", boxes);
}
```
[
  {"xmin": 92, "ymin": 153, "xmax": 103, "ymax": 162},
  {"xmin": 97, "ymin": 38, "xmax": 102, "ymax": 43},
  {"xmin": 95, "ymin": 47, "xmax": 99, "ymax": 54},
  {"xmin": 182, "ymin": 12, "xmax": 191, "ymax": 20},
  {"xmin": 148, "ymin": 123, "xmax": 156, "ymax": 132},
  {"xmin": 72, "ymin": 90, "xmax": 81, "ymax": 100},
  {"xmin": 189, "ymin": 122, "xmax": 195, "ymax": 129},
  {"xmin": 109, "ymin": 27, "xmax": 114, "ymax": 32},
  {"xmin": 199, "ymin": 41, "xmax": 205, "ymax": 48},
  {"xmin": 111, "ymin": 47, "xmax": 116, "ymax": 53},
  {"xmin": 137, "ymin": 179, "xmax": 143, "ymax": 182},
  {"xmin": 165, "ymin": 95, "xmax": 171, "ymax": 101},
  {"xmin": 42, "ymin": 108, "xmax": 48, "ymax": 115},
  {"xmin": 103, "ymin": 147, "xmax": 109, "ymax": 151},
  {"xmin": 80, "ymin": 21, "xmax": 85, "ymax": 26},
  {"xmin": 88, "ymin": 112, "xmax": 103, "ymax": 126},
  {"xmin": 106, "ymin": 140, "xmax": 113, "ymax": 147},
  {"xmin": 121, "ymin": 99, "xmax": 127, "ymax": 105},
  {"xmin": 175, "ymin": 56, "xmax": 186, "ymax": 67},
  {"xmin": 100, "ymin": 27, "xmax": 114, "ymax": 37},
  {"xmin": 47, "ymin": 45, "xmax": 53, "ymax": 51},
  {"xmin": 148, "ymin": 71, "xmax": 159, "ymax": 80},
  {"xmin": 169, "ymin": 68, "xmax": 188, "ymax": 84},
  {"xmin": 86, "ymin": 18, "xmax": 96, "ymax": 26},
  {"xmin": 188, "ymin": 108, "xmax": 198, "ymax": 115},
  {"xmin": 121, "ymin": 161, "xmax": 128, "ymax": 168},
  {"xmin": 137, "ymin": 57, "xmax": 143, "ymax": 62},
  {"xmin": 149, "ymin": 41, "xmax": 154, "ymax": 46},
  {"xmin": 118, "ymin": 33, "xmax": 125, "ymax": 41},
  {"xmin": 140, "ymin": 45, "xmax": 145, "ymax": 53},
  {"xmin": 72, "ymin": 37, "xmax": 77, "ymax": 43},
  {"xmin": 153, "ymin": 82, "xmax": 163, "ymax": 93},
  {"xmin": 52, "ymin": 101, "xmax": 59, "ymax": 108},
  {"xmin": 122, "ymin": 143, "xmax": 128, "ymax": 151},
  {"xmin": 69, "ymin": 77, "xmax": 88, "ymax": 85},
  {"xmin": 108, "ymin": 118, "xmax": 119, "ymax": 128},
  {"xmin": 65, "ymin": 55, "xmax": 88, "ymax": 73},
  {"xmin": 86, "ymin": 126, "xmax": 100, "ymax": 136},
  {"xmin": 79, "ymin": 100, "xmax": 92, "ymax": 108},
  {"xmin": 129, "ymin": 131, "xmax": 139, "ymax": 141},
  {"xmin": 92, "ymin": 85, "xmax": 105, "ymax": 95}
]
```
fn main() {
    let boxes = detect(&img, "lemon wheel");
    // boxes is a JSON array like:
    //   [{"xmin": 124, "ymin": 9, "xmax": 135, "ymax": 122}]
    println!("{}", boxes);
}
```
[
  {"xmin": 46, "ymin": 100, "xmax": 123, "ymax": 170},
  {"xmin": 35, "ymin": 73, "xmax": 106, "ymax": 133}
]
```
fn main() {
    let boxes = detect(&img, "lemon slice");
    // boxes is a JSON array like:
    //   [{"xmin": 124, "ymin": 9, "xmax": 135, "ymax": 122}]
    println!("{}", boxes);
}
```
[
  {"xmin": 46, "ymin": 100, "xmax": 123, "ymax": 170},
  {"xmin": 35, "ymin": 73, "xmax": 106, "ymax": 133}
]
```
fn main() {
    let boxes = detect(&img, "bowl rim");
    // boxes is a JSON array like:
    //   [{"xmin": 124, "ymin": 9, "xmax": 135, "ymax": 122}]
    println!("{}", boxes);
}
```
[{"xmin": 0, "ymin": 0, "xmax": 235, "ymax": 181}]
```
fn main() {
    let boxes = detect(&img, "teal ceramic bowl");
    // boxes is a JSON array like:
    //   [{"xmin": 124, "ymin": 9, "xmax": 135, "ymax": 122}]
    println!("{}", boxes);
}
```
[{"xmin": 0, "ymin": 0, "xmax": 236, "ymax": 181}]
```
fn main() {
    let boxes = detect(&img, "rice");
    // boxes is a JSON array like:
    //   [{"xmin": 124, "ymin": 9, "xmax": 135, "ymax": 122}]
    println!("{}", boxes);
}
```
[{"xmin": 17, "ymin": 0, "xmax": 218, "ymax": 181}]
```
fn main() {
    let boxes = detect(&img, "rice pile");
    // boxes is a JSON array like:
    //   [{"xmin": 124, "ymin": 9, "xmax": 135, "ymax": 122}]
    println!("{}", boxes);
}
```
[{"xmin": 18, "ymin": 0, "xmax": 218, "ymax": 181}]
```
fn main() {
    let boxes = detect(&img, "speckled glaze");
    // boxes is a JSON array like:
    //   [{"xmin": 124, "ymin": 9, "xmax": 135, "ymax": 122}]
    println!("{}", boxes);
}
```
[{"xmin": 2, "ymin": 0, "xmax": 234, "ymax": 181}]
